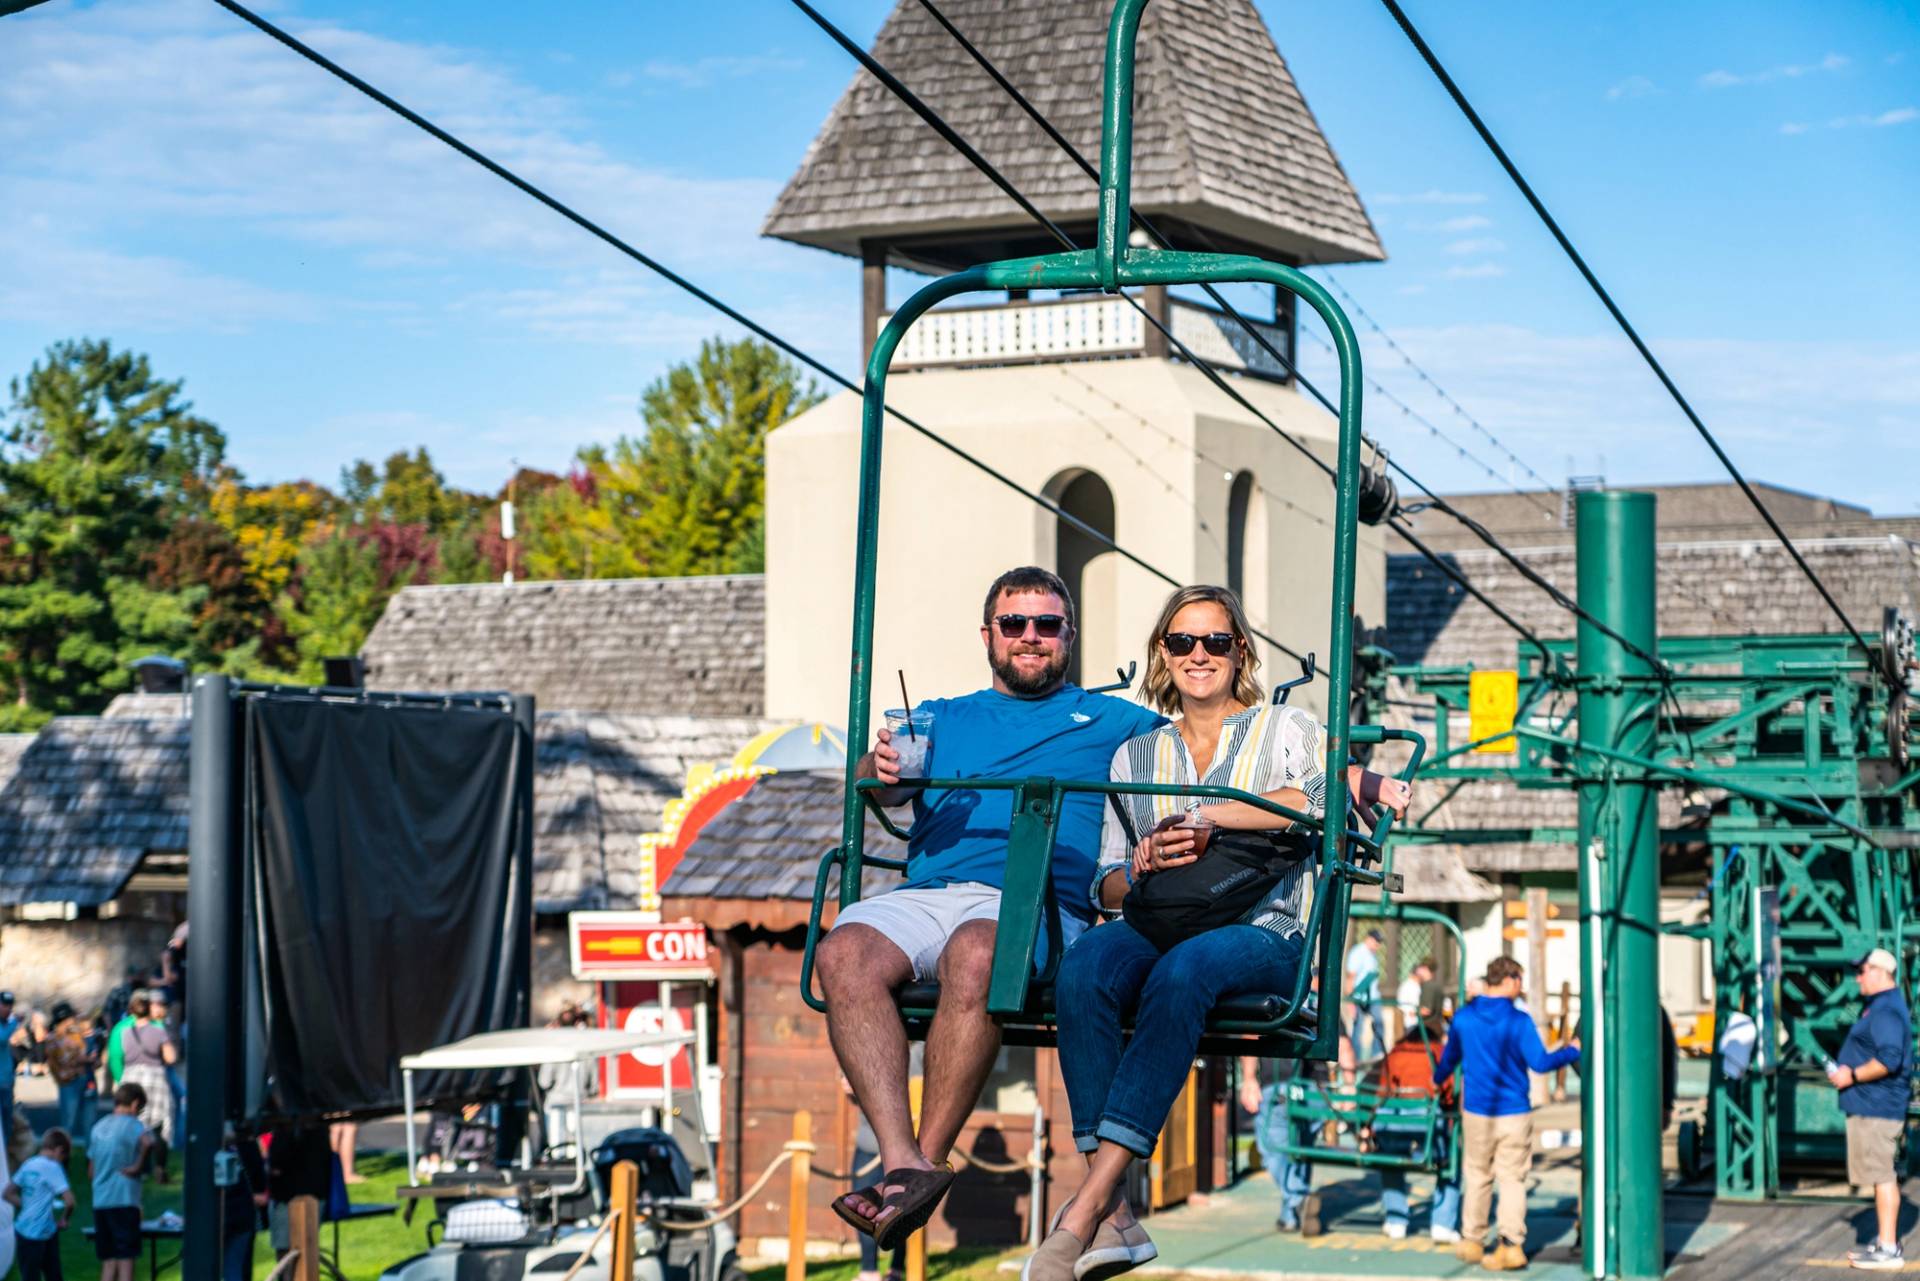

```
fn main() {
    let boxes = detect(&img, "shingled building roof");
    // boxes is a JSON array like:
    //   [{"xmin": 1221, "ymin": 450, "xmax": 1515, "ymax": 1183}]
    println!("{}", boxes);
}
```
[
  {"xmin": 0, "ymin": 717, "xmax": 192, "ymax": 907},
  {"xmin": 665, "ymin": 770, "xmax": 905, "ymax": 905},
  {"xmin": 362, "ymin": 576, "xmax": 766, "ymax": 718},
  {"xmin": 763, "ymin": 0, "xmax": 1384, "ymax": 270},
  {"xmin": 1386, "ymin": 536, "xmax": 1920, "ymax": 669}
]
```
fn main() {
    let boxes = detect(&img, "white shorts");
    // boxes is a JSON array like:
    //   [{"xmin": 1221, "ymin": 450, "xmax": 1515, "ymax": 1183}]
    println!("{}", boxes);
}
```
[{"xmin": 832, "ymin": 882, "xmax": 1085, "ymax": 981}]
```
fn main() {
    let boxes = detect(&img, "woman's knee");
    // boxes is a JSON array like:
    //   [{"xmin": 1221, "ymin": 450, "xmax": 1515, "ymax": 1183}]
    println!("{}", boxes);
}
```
[{"xmin": 1056, "ymin": 929, "xmax": 1136, "ymax": 1007}]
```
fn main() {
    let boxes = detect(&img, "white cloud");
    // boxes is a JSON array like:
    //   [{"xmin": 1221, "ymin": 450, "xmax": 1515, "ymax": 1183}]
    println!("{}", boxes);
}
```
[
  {"xmin": 0, "ymin": 0, "xmax": 807, "ymax": 335},
  {"xmin": 1409, "ymin": 215, "xmax": 1493, "ymax": 234},
  {"xmin": 1700, "ymin": 52, "xmax": 1849, "ymax": 89},
  {"xmin": 1810, "ymin": 106, "xmax": 1919, "ymax": 130},
  {"xmin": 1443, "ymin": 263, "xmax": 1507, "ymax": 280},
  {"xmin": 1370, "ymin": 190, "xmax": 1488, "ymax": 206},
  {"xmin": 1606, "ymin": 75, "xmax": 1657, "ymax": 101},
  {"xmin": 1780, "ymin": 122, "xmax": 1810, "ymax": 135},
  {"xmin": 1444, "ymin": 237, "xmax": 1507, "ymax": 256},
  {"xmin": 635, "ymin": 54, "xmax": 806, "ymax": 90}
]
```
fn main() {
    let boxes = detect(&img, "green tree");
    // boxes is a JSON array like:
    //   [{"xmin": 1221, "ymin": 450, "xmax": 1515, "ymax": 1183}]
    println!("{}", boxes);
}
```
[
  {"xmin": 0, "ymin": 340, "xmax": 225, "ymax": 726},
  {"xmin": 340, "ymin": 447, "xmax": 485, "ymax": 534},
  {"xmin": 521, "ymin": 337, "xmax": 820, "ymax": 578},
  {"xmin": 277, "ymin": 531, "xmax": 384, "ymax": 682}
]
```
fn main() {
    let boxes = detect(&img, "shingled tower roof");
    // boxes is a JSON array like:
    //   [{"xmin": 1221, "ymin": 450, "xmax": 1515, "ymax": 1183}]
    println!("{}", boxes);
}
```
[{"xmin": 763, "ymin": 0, "xmax": 1384, "ymax": 271}]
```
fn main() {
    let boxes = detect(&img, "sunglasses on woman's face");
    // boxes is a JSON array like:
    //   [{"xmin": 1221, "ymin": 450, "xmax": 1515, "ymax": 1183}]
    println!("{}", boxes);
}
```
[
  {"xmin": 994, "ymin": 613, "xmax": 1068, "ymax": 639},
  {"xmin": 1162, "ymin": 631, "xmax": 1237, "ymax": 657}
]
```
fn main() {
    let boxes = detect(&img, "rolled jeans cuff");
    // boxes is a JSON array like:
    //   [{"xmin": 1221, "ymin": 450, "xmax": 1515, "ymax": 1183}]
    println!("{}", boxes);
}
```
[
  {"xmin": 1072, "ymin": 1126, "xmax": 1100, "ymax": 1155},
  {"xmin": 1096, "ymin": 1116, "xmax": 1159, "ymax": 1159}
]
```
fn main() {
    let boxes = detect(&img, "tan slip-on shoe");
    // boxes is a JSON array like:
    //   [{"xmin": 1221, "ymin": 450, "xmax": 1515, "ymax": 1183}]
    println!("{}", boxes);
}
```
[
  {"xmin": 1075, "ymin": 1219, "xmax": 1157, "ymax": 1281},
  {"xmin": 1455, "ymin": 1239, "xmax": 1487, "ymax": 1264},
  {"xmin": 1481, "ymin": 1242, "xmax": 1527, "ymax": 1271},
  {"xmin": 1022, "ymin": 1228, "xmax": 1088, "ymax": 1281}
]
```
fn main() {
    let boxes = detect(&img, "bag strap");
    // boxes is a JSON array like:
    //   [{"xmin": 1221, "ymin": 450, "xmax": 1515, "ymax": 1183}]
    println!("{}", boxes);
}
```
[{"xmin": 1106, "ymin": 792, "xmax": 1140, "ymax": 851}]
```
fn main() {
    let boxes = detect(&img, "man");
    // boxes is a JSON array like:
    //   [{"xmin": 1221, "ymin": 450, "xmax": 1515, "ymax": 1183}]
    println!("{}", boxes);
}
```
[
  {"xmin": 0, "ymin": 991, "xmax": 20, "ymax": 1138},
  {"xmin": 1396, "ymin": 956, "xmax": 1437, "ymax": 1034},
  {"xmin": 819, "ymin": 567, "xmax": 1162, "ymax": 1249},
  {"xmin": 1366, "ymin": 1014, "xmax": 1461, "ymax": 1242},
  {"xmin": 89, "ymin": 1082, "xmax": 153, "ymax": 1281},
  {"xmin": 1433, "ymin": 956, "xmax": 1580, "ymax": 1271},
  {"xmin": 1830, "ymin": 947, "xmax": 1911, "ymax": 1271},
  {"xmin": 1345, "ymin": 929, "xmax": 1387, "ymax": 1061}
]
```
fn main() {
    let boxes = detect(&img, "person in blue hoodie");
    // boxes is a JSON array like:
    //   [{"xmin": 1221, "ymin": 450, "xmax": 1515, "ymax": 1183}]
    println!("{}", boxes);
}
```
[{"xmin": 1433, "ymin": 956, "xmax": 1580, "ymax": 1272}]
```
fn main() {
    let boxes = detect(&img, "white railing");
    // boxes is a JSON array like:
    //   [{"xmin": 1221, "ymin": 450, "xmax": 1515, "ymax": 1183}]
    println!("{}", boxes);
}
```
[
  {"xmin": 883, "ymin": 295, "xmax": 1291, "ymax": 380},
  {"xmin": 886, "ymin": 296, "xmax": 1144, "ymax": 368},
  {"xmin": 1168, "ymin": 299, "xmax": 1292, "ymax": 379}
]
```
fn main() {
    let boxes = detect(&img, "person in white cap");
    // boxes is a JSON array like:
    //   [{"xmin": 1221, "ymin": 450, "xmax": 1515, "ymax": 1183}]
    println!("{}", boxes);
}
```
[{"xmin": 1831, "ymin": 946, "xmax": 1911, "ymax": 1271}]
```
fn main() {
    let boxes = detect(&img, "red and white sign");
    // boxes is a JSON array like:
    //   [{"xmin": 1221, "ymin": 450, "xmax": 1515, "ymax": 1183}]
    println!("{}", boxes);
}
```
[
  {"xmin": 570, "ymin": 913, "xmax": 713, "ymax": 979},
  {"xmin": 597, "ymin": 980, "xmax": 696, "ymax": 1096}
]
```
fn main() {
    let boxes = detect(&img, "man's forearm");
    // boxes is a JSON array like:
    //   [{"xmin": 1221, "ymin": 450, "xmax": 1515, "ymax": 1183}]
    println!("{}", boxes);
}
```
[
  {"xmin": 1850, "ymin": 1057, "xmax": 1891, "ymax": 1084},
  {"xmin": 855, "ymin": 752, "xmax": 913, "ymax": 807}
]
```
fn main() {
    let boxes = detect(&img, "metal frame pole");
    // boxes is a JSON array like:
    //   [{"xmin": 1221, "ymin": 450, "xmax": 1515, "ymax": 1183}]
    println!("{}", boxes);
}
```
[
  {"xmin": 184, "ymin": 673, "xmax": 237, "ymax": 1280},
  {"xmin": 1575, "ymin": 492, "xmax": 1662, "ymax": 1278}
]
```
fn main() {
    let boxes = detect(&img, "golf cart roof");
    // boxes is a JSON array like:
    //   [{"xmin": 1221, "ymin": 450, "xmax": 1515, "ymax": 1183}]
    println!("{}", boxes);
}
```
[{"xmin": 399, "ymin": 1027, "xmax": 691, "ymax": 1071}]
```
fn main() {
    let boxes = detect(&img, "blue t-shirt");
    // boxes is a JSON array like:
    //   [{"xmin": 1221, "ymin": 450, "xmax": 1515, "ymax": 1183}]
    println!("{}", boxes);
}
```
[
  {"xmin": 12, "ymin": 1153, "xmax": 70, "ymax": 1240},
  {"xmin": 1838, "ymin": 988, "xmax": 1913, "ymax": 1120},
  {"xmin": 1345, "ymin": 943, "xmax": 1381, "ymax": 1006},
  {"xmin": 1433, "ymin": 996, "xmax": 1581, "ymax": 1117},
  {"xmin": 905, "ymin": 685, "xmax": 1164, "ymax": 922},
  {"xmin": 89, "ymin": 1112, "xmax": 147, "ymax": 1210}
]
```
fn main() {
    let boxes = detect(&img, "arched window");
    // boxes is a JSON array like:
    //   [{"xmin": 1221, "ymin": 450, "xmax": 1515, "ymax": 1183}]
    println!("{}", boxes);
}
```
[
  {"xmin": 1043, "ymin": 468, "xmax": 1117, "ymax": 688},
  {"xmin": 1226, "ymin": 470, "xmax": 1269, "ymax": 633}
]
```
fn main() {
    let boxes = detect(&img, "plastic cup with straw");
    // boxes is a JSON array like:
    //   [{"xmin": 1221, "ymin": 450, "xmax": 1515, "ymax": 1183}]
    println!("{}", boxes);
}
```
[{"xmin": 885, "ymin": 670, "xmax": 932, "ymax": 777}]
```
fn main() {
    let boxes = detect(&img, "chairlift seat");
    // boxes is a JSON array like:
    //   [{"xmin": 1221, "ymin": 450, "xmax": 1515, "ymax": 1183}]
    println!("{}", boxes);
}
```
[{"xmin": 892, "ymin": 979, "xmax": 1318, "ymax": 1054}]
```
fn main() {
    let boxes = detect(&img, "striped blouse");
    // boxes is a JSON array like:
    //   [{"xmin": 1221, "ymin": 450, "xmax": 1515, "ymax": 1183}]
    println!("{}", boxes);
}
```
[{"xmin": 1092, "ymin": 703, "xmax": 1329, "ymax": 939}]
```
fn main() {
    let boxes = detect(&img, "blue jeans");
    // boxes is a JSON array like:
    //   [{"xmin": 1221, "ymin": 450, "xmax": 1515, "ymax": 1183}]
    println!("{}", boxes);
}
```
[
  {"xmin": 1376, "ymin": 1128, "xmax": 1461, "ymax": 1232},
  {"xmin": 1057, "ymin": 920, "xmax": 1304, "ymax": 1157},
  {"xmin": 1254, "ymin": 1084, "xmax": 1314, "ymax": 1226},
  {"xmin": 223, "ymin": 1230, "xmax": 256, "ymax": 1281},
  {"xmin": 1348, "ymin": 1002, "xmax": 1389, "ymax": 1061},
  {"xmin": 56, "ymin": 1077, "xmax": 89, "ymax": 1140}
]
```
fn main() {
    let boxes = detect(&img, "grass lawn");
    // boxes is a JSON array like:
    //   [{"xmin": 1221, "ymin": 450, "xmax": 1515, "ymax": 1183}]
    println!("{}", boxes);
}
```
[
  {"xmin": 35, "ymin": 1149, "xmax": 1024, "ymax": 1281},
  {"xmin": 40, "ymin": 1148, "xmax": 430, "ymax": 1280}
]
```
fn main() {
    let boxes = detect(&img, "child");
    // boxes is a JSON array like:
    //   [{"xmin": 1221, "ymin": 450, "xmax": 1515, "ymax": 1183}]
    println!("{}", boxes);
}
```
[
  {"xmin": 90, "ymin": 1082, "xmax": 153, "ymax": 1281},
  {"xmin": 6, "ymin": 1127, "xmax": 75, "ymax": 1281}
]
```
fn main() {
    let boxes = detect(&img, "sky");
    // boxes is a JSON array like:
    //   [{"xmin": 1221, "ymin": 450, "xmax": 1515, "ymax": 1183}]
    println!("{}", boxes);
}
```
[{"xmin": 1, "ymin": 0, "xmax": 1915, "ymax": 513}]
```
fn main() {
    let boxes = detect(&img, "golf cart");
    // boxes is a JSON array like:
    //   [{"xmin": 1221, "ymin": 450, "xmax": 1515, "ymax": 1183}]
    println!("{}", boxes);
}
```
[{"xmin": 379, "ymin": 1028, "xmax": 740, "ymax": 1281}]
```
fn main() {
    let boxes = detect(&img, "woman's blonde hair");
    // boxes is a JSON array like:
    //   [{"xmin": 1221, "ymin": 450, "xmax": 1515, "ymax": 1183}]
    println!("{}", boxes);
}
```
[{"xmin": 1140, "ymin": 585, "xmax": 1265, "ymax": 715}]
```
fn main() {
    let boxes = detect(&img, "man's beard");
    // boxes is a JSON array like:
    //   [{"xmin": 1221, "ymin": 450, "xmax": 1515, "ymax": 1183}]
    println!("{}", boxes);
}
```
[{"xmin": 992, "ymin": 644, "xmax": 1072, "ymax": 696}]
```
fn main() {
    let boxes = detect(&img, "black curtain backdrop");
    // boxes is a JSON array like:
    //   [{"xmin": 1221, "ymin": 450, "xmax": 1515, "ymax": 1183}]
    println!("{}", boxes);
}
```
[{"xmin": 245, "ymin": 696, "xmax": 531, "ymax": 1117}]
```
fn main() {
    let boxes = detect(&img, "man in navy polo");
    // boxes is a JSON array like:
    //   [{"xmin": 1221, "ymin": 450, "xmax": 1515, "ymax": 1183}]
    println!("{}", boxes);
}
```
[
  {"xmin": 818, "ymin": 566, "xmax": 1163, "ymax": 1250},
  {"xmin": 1831, "ymin": 947, "xmax": 1913, "ymax": 1271}
]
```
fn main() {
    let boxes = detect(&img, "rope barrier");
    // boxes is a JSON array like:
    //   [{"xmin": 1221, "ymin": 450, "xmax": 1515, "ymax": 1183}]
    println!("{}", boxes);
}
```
[
  {"xmin": 947, "ymin": 1145, "xmax": 1046, "ymax": 1175},
  {"xmin": 640, "ymin": 1138, "xmax": 815, "ymax": 1232},
  {"xmin": 264, "ymin": 1250, "xmax": 301, "ymax": 1281},
  {"xmin": 557, "ymin": 1211, "xmax": 617, "ymax": 1281}
]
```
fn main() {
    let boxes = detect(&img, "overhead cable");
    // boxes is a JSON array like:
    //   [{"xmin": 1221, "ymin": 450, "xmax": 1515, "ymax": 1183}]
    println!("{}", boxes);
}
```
[
  {"xmin": 894, "ymin": 0, "xmax": 1673, "ymax": 670},
  {"xmin": 1377, "ymin": 0, "xmax": 1867, "ymax": 652},
  {"xmin": 202, "ymin": 0, "xmax": 1316, "ymax": 669}
]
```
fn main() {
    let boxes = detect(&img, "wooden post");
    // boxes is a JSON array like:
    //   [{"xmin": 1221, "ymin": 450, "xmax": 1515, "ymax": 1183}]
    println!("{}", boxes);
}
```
[
  {"xmin": 906, "ymin": 1075, "xmax": 927, "ymax": 1281},
  {"xmin": 787, "ymin": 1111, "xmax": 812, "ymax": 1281},
  {"xmin": 1142, "ymin": 284, "xmax": 1170, "ymax": 358},
  {"xmin": 861, "ymin": 242, "xmax": 887, "ymax": 356},
  {"xmin": 611, "ymin": 1159, "xmax": 639, "ymax": 1279},
  {"xmin": 1526, "ymin": 886, "xmax": 1550, "ymax": 1107},
  {"xmin": 288, "ymin": 1194, "xmax": 320, "ymax": 1281}
]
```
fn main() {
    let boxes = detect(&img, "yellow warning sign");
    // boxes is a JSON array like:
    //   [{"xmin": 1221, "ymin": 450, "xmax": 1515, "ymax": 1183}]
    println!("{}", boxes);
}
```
[{"xmin": 1469, "ymin": 670, "xmax": 1519, "ymax": 753}]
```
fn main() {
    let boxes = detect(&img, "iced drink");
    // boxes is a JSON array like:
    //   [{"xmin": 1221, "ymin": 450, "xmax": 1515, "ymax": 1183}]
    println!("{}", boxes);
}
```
[
  {"xmin": 885, "ymin": 708, "xmax": 934, "ymax": 777},
  {"xmin": 1155, "ymin": 811, "xmax": 1215, "ymax": 857}
]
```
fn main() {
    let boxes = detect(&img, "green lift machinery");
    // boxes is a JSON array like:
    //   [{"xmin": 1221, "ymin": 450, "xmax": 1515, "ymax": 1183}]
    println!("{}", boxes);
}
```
[{"xmin": 1380, "ymin": 495, "xmax": 1920, "ymax": 1273}]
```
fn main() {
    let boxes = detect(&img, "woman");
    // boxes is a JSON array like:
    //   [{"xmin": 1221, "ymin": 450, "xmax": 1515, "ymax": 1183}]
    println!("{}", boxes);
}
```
[
  {"xmin": 1029, "ymin": 586, "xmax": 1409, "ymax": 1281},
  {"xmin": 43, "ymin": 1002, "xmax": 94, "ymax": 1142},
  {"xmin": 117, "ymin": 994, "xmax": 178, "ymax": 1181}
]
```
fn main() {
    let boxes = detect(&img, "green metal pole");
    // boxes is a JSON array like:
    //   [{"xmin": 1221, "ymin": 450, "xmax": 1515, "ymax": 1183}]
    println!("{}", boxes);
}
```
[{"xmin": 1575, "ymin": 491, "xmax": 1663, "ymax": 1278}]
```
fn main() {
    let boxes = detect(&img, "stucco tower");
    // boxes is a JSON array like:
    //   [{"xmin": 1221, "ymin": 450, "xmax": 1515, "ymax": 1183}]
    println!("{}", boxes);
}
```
[{"xmin": 761, "ymin": 0, "xmax": 1387, "ymax": 722}]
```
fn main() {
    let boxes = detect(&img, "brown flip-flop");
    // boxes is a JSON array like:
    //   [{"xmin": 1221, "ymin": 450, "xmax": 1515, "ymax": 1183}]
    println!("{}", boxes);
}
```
[
  {"xmin": 831, "ymin": 1182, "xmax": 886, "ymax": 1236},
  {"xmin": 871, "ymin": 1165, "xmax": 957, "ymax": 1251}
]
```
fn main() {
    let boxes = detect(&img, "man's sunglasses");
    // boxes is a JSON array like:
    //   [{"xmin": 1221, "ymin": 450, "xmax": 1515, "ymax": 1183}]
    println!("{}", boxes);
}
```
[
  {"xmin": 1162, "ymin": 631, "xmax": 1238, "ymax": 657},
  {"xmin": 994, "ymin": 613, "xmax": 1068, "ymax": 639}
]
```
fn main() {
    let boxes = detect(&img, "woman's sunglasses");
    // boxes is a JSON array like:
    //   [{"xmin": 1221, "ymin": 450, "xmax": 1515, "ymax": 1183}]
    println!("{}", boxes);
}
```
[
  {"xmin": 994, "ymin": 613, "xmax": 1068, "ymax": 639},
  {"xmin": 1162, "ymin": 631, "xmax": 1238, "ymax": 657}
]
